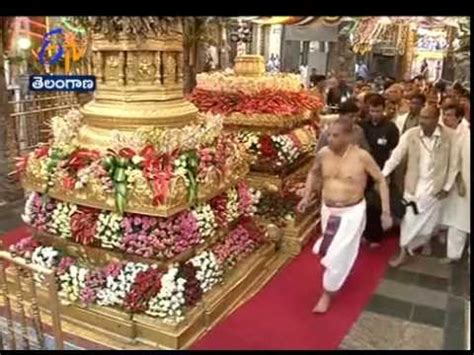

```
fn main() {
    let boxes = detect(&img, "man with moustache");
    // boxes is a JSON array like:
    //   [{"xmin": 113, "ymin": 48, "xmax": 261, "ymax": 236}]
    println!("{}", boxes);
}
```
[{"xmin": 382, "ymin": 106, "xmax": 458, "ymax": 266}]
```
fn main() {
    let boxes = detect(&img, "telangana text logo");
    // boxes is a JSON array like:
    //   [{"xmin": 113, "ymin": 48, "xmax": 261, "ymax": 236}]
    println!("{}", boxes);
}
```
[{"xmin": 29, "ymin": 75, "xmax": 96, "ymax": 92}]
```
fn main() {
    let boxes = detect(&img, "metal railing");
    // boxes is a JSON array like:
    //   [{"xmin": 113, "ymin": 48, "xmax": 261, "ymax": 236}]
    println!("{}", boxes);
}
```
[{"xmin": 8, "ymin": 92, "xmax": 79, "ymax": 156}]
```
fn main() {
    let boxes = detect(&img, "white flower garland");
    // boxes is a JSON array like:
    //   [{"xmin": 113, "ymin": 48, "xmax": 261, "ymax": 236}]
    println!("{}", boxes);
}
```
[
  {"xmin": 196, "ymin": 72, "xmax": 302, "ymax": 94},
  {"xmin": 21, "ymin": 192, "xmax": 37, "ymax": 225},
  {"xmin": 110, "ymin": 113, "xmax": 223, "ymax": 155},
  {"xmin": 48, "ymin": 202, "xmax": 77, "ymax": 239},
  {"xmin": 75, "ymin": 165, "xmax": 94, "ymax": 190},
  {"xmin": 173, "ymin": 155, "xmax": 190, "ymax": 187},
  {"xmin": 58, "ymin": 264, "xmax": 89, "ymax": 303},
  {"xmin": 237, "ymin": 131, "xmax": 260, "ymax": 155},
  {"xmin": 31, "ymin": 246, "xmax": 60, "ymax": 282},
  {"xmin": 96, "ymin": 262, "xmax": 148, "ymax": 307},
  {"xmin": 189, "ymin": 251, "xmax": 223, "ymax": 293},
  {"xmin": 226, "ymin": 188, "xmax": 240, "ymax": 224},
  {"xmin": 245, "ymin": 188, "xmax": 261, "ymax": 216},
  {"xmin": 192, "ymin": 204, "xmax": 218, "ymax": 240},
  {"xmin": 271, "ymin": 135, "xmax": 300, "ymax": 166},
  {"xmin": 50, "ymin": 109, "xmax": 82, "ymax": 147},
  {"xmin": 146, "ymin": 266, "xmax": 187, "ymax": 324},
  {"xmin": 96, "ymin": 212, "xmax": 123, "ymax": 249}
]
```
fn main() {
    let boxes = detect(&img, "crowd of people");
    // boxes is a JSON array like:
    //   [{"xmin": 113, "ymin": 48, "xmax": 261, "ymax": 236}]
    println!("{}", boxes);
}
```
[{"xmin": 300, "ymin": 72, "xmax": 470, "ymax": 313}]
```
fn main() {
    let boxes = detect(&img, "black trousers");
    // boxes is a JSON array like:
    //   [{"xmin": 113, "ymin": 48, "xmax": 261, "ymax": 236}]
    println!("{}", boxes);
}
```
[
  {"xmin": 364, "ymin": 187, "xmax": 384, "ymax": 243},
  {"xmin": 364, "ymin": 181, "xmax": 404, "ymax": 242}
]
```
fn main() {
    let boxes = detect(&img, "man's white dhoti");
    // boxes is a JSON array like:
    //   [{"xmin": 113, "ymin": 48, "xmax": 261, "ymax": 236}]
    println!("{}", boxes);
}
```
[
  {"xmin": 441, "ymin": 127, "xmax": 470, "ymax": 260},
  {"xmin": 400, "ymin": 193, "xmax": 441, "ymax": 253},
  {"xmin": 313, "ymin": 200, "xmax": 366, "ymax": 293}
]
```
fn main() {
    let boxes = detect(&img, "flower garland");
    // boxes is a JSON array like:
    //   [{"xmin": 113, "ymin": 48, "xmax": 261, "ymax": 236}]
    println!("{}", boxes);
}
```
[
  {"xmin": 9, "ymin": 220, "xmax": 265, "ymax": 323},
  {"xmin": 21, "ymin": 130, "xmax": 241, "ymax": 216},
  {"xmin": 225, "ymin": 188, "xmax": 240, "ymax": 224},
  {"xmin": 50, "ymin": 109, "xmax": 82, "ymax": 148},
  {"xmin": 211, "ymin": 221, "xmax": 263, "ymax": 270},
  {"xmin": 70, "ymin": 207, "xmax": 99, "ymax": 246},
  {"xmin": 236, "ymin": 124, "xmax": 317, "ymax": 170},
  {"xmin": 178, "ymin": 263, "xmax": 203, "ymax": 307},
  {"xmin": 80, "ymin": 268, "xmax": 107, "ymax": 305},
  {"xmin": 58, "ymin": 261, "xmax": 89, "ymax": 303},
  {"xmin": 31, "ymin": 246, "xmax": 61, "ymax": 282},
  {"xmin": 96, "ymin": 262, "xmax": 148, "ymax": 307},
  {"xmin": 190, "ymin": 89, "xmax": 322, "ymax": 117},
  {"xmin": 256, "ymin": 191, "xmax": 297, "ymax": 226},
  {"xmin": 146, "ymin": 266, "xmax": 187, "ymax": 323},
  {"xmin": 271, "ymin": 134, "xmax": 301, "ymax": 167},
  {"xmin": 9, "ymin": 236, "xmax": 40, "ymax": 259},
  {"xmin": 191, "ymin": 203, "xmax": 218, "ymax": 239},
  {"xmin": 48, "ymin": 202, "xmax": 77, "ymax": 239},
  {"xmin": 237, "ymin": 182, "xmax": 261, "ymax": 217},
  {"xmin": 24, "ymin": 184, "xmax": 261, "ymax": 260},
  {"xmin": 189, "ymin": 251, "xmax": 223, "ymax": 293},
  {"xmin": 96, "ymin": 212, "xmax": 123, "ymax": 249},
  {"xmin": 124, "ymin": 266, "xmax": 163, "ymax": 312},
  {"xmin": 195, "ymin": 72, "xmax": 302, "ymax": 94}
]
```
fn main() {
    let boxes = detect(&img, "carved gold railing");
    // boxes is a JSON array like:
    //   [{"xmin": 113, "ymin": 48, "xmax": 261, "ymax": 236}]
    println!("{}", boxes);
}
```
[{"xmin": 0, "ymin": 251, "xmax": 64, "ymax": 350}]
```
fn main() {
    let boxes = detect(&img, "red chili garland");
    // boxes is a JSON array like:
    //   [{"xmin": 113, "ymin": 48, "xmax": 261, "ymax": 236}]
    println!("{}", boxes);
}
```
[
  {"xmin": 259, "ymin": 134, "xmax": 277, "ymax": 158},
  {"xmin": 190, "ymin": 89, "xmax": 322, "ymax": 116},
  {"xmin": 124, "ymin": 268, "xmax": 163, "ymax": 312},
  {"xmin": 70, "ymin": 207, "xmax": 99, "ymax": 246},
  {"xmin": 179, "ymin": 263, "xmax": 203, "ymax": 307}
]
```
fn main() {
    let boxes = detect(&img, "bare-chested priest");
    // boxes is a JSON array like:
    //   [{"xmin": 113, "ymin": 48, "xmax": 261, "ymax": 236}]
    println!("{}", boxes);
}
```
[{"xmin": 298, "ymin": 118, "xmax": 393, "ymax": 313}]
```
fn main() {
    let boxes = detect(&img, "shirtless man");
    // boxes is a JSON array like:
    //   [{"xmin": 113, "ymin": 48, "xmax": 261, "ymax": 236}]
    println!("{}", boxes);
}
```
[{"xmin": 298, "ymin": 118, "xmax": 392, "ymax": 313}]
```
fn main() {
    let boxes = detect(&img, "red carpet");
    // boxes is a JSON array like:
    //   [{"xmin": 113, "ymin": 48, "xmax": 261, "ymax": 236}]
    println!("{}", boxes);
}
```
[
  {"xmin": 1, "ymin": 227, "xmax": 398, "ymax": 350},
  {"xmin": 192, "ymin": 234, "xmax": 398, "ymax": 350},
  {"xmin": 1, "ymin": 225, "xmax": 29, "ymax": 249}
]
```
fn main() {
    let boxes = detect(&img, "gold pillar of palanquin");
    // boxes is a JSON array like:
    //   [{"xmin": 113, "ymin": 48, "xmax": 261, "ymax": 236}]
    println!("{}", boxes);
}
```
[
  {"xmin": 402, "ymin": 25, "xmax": 416, "ymax": 78},
  {"xmin": 77, "ymin": 18, "xmax": 198, "ymax": 150}
]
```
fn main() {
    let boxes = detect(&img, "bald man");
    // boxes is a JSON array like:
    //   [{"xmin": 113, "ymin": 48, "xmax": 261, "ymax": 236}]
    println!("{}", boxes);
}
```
[
  {"xmin": 298, "ymin": 118, "xmax": 392, "ymax": 313},
  {"xmin": 382, "ymin": 106, "xmax": 458, "ymax": 267}
]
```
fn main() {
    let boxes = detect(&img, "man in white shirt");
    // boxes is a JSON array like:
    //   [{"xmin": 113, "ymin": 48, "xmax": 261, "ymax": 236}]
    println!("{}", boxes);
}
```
[
  {"xmin": 439, "ymin": 104, "xmax": 470, "ymax": 263},
  {"xmin": 382, "ymin": 106, "xmax": 458, "ymax": 267}
]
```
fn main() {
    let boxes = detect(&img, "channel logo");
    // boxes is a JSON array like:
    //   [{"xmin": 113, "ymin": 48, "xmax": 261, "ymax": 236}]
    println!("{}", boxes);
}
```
[{"xmin": 29, "ymin": 27, "xmax": 96, "ymax": 92}]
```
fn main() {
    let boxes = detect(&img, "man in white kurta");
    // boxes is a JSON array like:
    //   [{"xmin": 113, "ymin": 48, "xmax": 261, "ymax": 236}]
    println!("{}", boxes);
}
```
[
  {"xmin": 382, "ymin": 106, "xmax": 458, "ymax": 267},
  {"xmin": 440, "ymin": 107, "xmax": 470, "ymax": 262}
]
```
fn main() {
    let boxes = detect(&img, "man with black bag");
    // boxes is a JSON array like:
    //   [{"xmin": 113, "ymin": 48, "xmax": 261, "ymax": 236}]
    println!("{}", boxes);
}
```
[{"xmin": 382, "ymin": 106, "xmax": 458, "ymax": 267}]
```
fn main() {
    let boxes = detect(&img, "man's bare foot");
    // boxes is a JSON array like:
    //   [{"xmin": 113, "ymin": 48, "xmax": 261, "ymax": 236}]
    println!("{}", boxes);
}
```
[
  {"xmin": 389, "ymin": 249, "xmax": 408, "ymax": 268},
  {"xmin": 421, "ymin": 244, "xmax": 432, "ymax": 256},
  {"xmin": 312, "ymin": 292, "xmax": 331, "ymax": 314}
]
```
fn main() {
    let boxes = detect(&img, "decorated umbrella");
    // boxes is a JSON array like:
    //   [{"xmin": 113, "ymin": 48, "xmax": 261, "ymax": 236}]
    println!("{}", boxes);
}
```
[
  {"xmin": 246, "ymin": 16, "xmax": 343, "ymax": 27},
  {"xmin": 348, "ymin": 16, "xmax": 467, "ymax": 55}
]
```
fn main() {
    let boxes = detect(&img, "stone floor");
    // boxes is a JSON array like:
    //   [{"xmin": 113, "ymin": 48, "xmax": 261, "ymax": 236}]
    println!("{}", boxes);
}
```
[
  {"xmin": 0, "ymin": 198, "xmax": 470, "ymax": 350},
  {"xmin": 341, "ymin": 239, "xmax": 470, "ymax": 350}
]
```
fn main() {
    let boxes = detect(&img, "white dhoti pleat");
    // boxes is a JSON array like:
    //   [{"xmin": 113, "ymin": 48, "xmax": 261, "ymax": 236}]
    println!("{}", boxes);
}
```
[
  {"xmin": 447, "ymin": 227, "xmax": 468, "ymax": 260},
  {"xmin": 400, "ymin": 194, "xmax": 441, "ymax": 253},
  {"xmin": 313, "ymin": 199, "xmax": 367, "ymax": 293}
]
